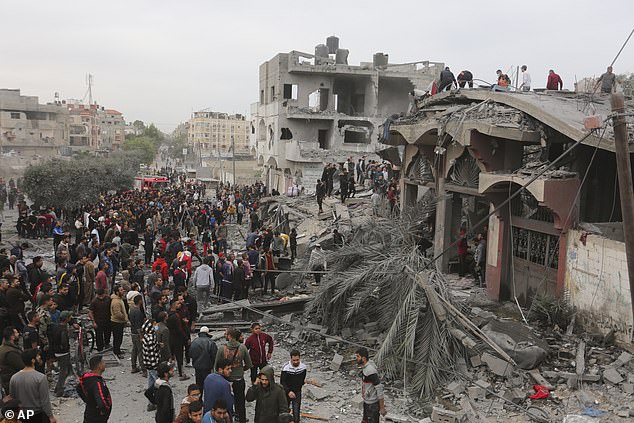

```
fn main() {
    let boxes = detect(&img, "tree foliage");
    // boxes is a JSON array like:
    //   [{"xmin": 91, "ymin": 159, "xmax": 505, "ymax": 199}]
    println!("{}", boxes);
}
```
[
  {"xmin": 22, "ymin": 152, "xmax": 141, "ymax": 212},
  {"xmin": 122, "ymin": 123, "xmax": 165, "ymax": 164},
  {"xmin": 122, "ymin": 136, "xmax": 158, "ymax": 164}
]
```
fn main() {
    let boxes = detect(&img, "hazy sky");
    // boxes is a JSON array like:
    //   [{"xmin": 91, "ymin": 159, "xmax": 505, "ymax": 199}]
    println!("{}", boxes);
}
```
[{"xmin": 2, "ymin": 0, "xmax": 632, "ymax": 132}]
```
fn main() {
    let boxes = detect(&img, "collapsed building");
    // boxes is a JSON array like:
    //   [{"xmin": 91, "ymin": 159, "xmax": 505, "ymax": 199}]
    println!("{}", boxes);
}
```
[
  {"xmin": 384, "ymin": 89, "xmax": 634, "ymax": 343},
  {"xmin": 252, "ymin": 36, "xmax": 442, "ymax": 193}
]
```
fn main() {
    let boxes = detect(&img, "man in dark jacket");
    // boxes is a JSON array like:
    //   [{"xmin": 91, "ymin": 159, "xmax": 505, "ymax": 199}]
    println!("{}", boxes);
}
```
[
  {"xmin": 77, "ymin": 355, "xmax": 112, "ymax": 423},
  {"xmin": 167, "ymin": 300, "xmax": 189, "ymax": 381},
  {"xmin": 129, "ymin": 294, "xmax": 146, "ymax": 376},
  {"xmin": 246, "ymin": 365, "xmax": 288, "ymax": 423},
  {"xmin": 89, "ymin": 289, "xmax": 111, "ymax": 352},
  {"xmin": 280, "ymin": 350, "xmax": 307, "ymax": 423},
  {"xmin": 0, "ymin": 326, "xmax": 25, "ymax": 393},
  {"xmin": 51, "ymin": 311, "xmax": 72, "ymax": 396},
  {"xmin": 189, "ymin": 326, "xmax": 217, "ymax": 396},
  {"xmin": 155, "ymin": 362, "xmax": 175, "ymax": 423}
]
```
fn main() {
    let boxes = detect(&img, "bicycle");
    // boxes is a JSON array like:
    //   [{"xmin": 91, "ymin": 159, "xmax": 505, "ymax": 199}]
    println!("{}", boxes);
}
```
[{"xmin": 72, "ymin": 316, "xmax": 95, "ymax": 375}]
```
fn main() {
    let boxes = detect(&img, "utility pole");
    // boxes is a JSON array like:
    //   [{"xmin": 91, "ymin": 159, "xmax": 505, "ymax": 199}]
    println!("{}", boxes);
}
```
[
  {"xmin": 611, "ymin": 93, "xmax": 634, "ymax": 322},
  {"xmin": 232, "ymin": 135, "xmax": 236, "ymax": 187}
]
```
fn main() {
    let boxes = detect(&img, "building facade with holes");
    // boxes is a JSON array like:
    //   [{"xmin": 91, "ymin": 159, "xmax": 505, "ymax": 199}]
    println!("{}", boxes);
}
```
[
  {"xmin": 386, "ymin": 89, "xmax": 634, "ymax": 342},
  {"xmin": 252, "ymin": 36, "xmax": 442, "ymax": 194},
  {"xmin": 0, "ymin": 88, "xmax": 69, "ymax": 157}
]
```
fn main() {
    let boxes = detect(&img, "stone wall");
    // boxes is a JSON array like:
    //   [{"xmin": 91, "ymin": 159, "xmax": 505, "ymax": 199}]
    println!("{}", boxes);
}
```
[{"xmin": 565, "ymin": 228, "xmax": 633, "ymax": 343}]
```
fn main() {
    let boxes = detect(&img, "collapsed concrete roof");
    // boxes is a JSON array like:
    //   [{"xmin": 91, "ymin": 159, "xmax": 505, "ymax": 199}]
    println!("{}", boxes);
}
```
[{"xmin": 385, "ymin": 90, "xmax": 634, "ymax": 153}]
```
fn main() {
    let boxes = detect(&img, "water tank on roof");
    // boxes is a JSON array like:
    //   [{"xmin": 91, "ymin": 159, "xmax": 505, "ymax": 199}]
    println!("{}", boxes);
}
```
[
  {"xmin": 335, "ymin": 48, "xmax": 349, "ymax": 65},
  {"xmin": 373, "ymin": 52, "xmax": 389, "ymax": 68},
  {"xmin": 315, "ymin": 44, "xmax": 329, "ymax": 58},
  {"xmin": 326, "ymin": 36, "xmax": 339, "ymax": 54}
]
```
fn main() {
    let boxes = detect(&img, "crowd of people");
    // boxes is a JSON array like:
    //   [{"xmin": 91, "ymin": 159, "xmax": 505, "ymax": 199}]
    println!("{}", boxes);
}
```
[
  {"xmin": 316, "ymin": 157, "xmax": 401, "ymax": 217},
  {"xmin": 421, "ymin": 65, "xmax": 619, "ymax": 97},
  {"xmin": 0, "ymin": 172, "xmax": 390, "ymax": 423}
]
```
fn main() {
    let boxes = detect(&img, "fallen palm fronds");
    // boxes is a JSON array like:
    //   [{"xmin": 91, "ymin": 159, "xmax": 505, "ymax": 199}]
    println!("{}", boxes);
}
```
[{"xmin": 307, "ymin": 202, "xmax": 470, "ymax": 399}]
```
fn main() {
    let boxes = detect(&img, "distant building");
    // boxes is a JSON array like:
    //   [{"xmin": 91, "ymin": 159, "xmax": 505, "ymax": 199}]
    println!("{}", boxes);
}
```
[
  {"xmin": 187, "ymin": 111, "xmax": 250, "ymax": 156},
  {"xmin": 0, "ymin": 88, "xmax": 69, "ymax": 157},
  {"xmin": 99, "ymin": 109, "xmax": 125, "ymax": 150},
  {"xmin": 252, "ymin": 36, "xmax": 443, "ymax": 193},
  {"xmin": 67, "ymin": 102, "xmax": 125, "ymax": 151}
]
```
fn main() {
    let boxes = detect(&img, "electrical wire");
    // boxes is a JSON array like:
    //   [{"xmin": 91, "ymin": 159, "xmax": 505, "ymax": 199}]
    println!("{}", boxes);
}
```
[
  {"xmin": 524, "ymin": 125, "xmax": 608, "ymax": 320},
  {"xmin": 422, "ymin": 126, "xmax": 604, "ymax": 272}
]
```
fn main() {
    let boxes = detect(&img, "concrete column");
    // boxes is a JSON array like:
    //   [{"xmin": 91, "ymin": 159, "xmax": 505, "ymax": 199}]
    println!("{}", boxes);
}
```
[{"xmin": 434, "ymin": 176, "xmax": 452, "ymax": 272}]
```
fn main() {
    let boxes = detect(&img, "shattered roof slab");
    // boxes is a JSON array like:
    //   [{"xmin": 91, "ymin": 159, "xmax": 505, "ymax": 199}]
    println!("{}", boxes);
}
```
[{"xmin": 388, "ymin": 90, "xmax": 634, "ymax": 153}]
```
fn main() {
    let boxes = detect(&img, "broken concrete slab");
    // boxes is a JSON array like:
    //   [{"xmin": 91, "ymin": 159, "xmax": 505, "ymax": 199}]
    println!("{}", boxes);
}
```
[
  {"xmin": 613, "ymin": 351, "xmax": 633, "ymax": 368},
  {"xmin": 330, "ymin": 353, "xmax": 344, "ymax": 371},
  {"xmin": 481, "ymin": 352, "xmax": 513, "ymax": 377},
  {"xmin": 304, "ymin": 384, "xmax": 329, "ymax": 401},
  {"xmin": 467, "ymin": 385, "xmax": 487, "ymax": 401},
  {"xmin": 384, "ymin": 413, "xmax": 409, "ymax": 422},
  {"xmin": 446, "ymin": 381, "xmax": 465, "ymax": 395},
  {"xmin": 469, "ymin": 354, "xmax": 482, "ymax": 367},
  {"xmin": 603, "ymin": 367, "xmax": 624, "ymax": 384},
  {"xmin": 481, "ymin": 320, "xmax": 548, "ymax": 369},
  {"xmin": 341, "ymin": 327, "xmax": 352, "ymax": 338},
  {"xmin": 502, "ymin": 388, "xmax": 525, "ymax": 404}
]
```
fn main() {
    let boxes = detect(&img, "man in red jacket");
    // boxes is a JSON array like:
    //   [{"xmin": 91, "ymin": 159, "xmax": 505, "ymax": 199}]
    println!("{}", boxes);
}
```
[
  {"xmin": 152, "ymin": 254, "xmax": 169, "ymax": 283},
  {"xmin": 244, "ymin": 322, "xmax": 274, "ymax": 384},
  {"xmin": 546, "ymin": 69, "xmax": 563, "ymax": 90}
]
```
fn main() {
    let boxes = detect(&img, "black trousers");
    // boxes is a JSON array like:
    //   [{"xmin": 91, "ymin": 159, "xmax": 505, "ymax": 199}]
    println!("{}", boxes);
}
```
[
  {"xmin": 170, "ymin": 340, "xmax": 185, "ymax": 376},
  {"xmin": 111, "ymin": 322, "xmax": 125, "ymax": 355},
  {"xmin": 232, "ymin": 378, "xmax": 246, "ymax": 423},
  {"xmin": 264, "ymin": 272, "xmax": 276, "ymax": 293},
  {"xmin": 95, "ymin": 320, "xmax": 111, "ymax": 351},
  {"xmin": 195, "ymin": 367, "xmax": 211, "ymax": 396}
]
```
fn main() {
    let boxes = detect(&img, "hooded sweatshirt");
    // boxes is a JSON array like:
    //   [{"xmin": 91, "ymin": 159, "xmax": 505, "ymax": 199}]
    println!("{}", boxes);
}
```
[
  {"xmin": 77, "ymin": 372, "xmax": 112, "ymax": 423},
  {"xmin": 142, "ymin": 319, "xmax": 160, "ymax": 370},
  {"xmin": 245, "ymin": 365, "xmax": 288, "ymax": 423}
]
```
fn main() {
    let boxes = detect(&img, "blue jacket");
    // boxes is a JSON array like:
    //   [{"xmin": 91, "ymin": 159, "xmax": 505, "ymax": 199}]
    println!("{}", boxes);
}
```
[{"xmin": 203, "ymin": 373, "xmax": 234, "ymax": 418}]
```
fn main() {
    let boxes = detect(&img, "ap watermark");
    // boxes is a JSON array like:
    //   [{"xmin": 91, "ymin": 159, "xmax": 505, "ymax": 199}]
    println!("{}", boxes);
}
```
[{"xmin": 2, "ymin": 409, "xmax": 36, "ymax": 420}]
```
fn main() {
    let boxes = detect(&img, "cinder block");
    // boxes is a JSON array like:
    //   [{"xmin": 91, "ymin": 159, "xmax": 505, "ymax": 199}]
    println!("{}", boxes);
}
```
[{"xmin": 431, "ymin": 406, "xmax": 457, "ymax": 423}]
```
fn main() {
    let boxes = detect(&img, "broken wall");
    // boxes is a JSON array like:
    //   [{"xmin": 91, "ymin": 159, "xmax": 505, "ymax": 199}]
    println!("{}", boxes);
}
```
[
  {"xmin": 377, "ymin": 77, "xmax": 415, "ymax": 117},
  {"xmin": 565, "ymin": 228, "xmax": 633, "ymax": 343}
]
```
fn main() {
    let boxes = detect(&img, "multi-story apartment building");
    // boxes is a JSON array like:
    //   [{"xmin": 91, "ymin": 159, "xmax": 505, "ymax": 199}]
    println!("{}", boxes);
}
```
[
  {"xmin": 188, "ymin": 111, "xmax": 250, "ymax": 157},
  {"xmin": 0, "ymin": 89, "xmax": 69, "ymax": 157},
  {"xmin": 67, "ymin": 102, "xmax": 124, "ymax": 150},
  {"xmin": 252, "ymin": 36, "xmax": 443, "ymax": 193},
  {"xmin": 99, "ymin": 109, "xmax": 125, "ymax": 150}
]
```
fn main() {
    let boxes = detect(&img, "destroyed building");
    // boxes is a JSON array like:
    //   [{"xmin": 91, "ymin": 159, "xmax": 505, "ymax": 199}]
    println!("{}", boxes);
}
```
[
  {"xmin": 0, "ymin": 88, "xmax": 69, "ymax": 157},
  {"xmin": 384, "ymin": 89, "xmax": 634, "ymax": 343},
  {"xmin": 252, "ymin": 36, "xmax": 443, "ymax": 193}
]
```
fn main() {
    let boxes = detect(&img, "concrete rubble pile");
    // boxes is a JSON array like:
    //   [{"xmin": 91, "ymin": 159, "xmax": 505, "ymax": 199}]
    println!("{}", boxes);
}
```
[{"xmin": 195, "ymin": 194, "xmax": 634, "ymax": 422}]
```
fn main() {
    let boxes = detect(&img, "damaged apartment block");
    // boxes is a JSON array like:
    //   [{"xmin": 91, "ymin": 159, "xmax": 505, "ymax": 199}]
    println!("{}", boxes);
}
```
[
  {"xmin": 385, "ymin": 89, "xmax": 634, "ymax": 343},
  {"xmin": 251, "ymin": 35, "xmax": 443, "ymax": 193}
]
